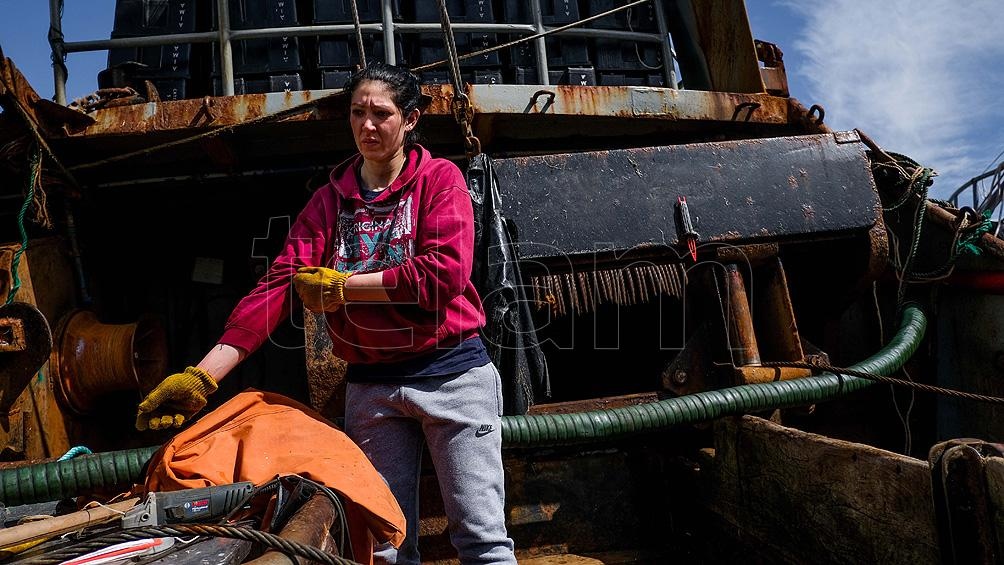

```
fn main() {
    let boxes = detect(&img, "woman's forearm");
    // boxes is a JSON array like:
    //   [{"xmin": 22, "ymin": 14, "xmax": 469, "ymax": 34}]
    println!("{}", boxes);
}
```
[
  {"xmin": 344, "ymin": 271, "xmax": 392, "ymax": 302},
  {"xmin": 195, "ymin": 343, "xmax": 247, "ymax": 382}
]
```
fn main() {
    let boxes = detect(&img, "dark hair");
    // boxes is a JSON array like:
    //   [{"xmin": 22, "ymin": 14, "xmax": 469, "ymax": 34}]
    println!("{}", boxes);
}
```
[{"xmin": 343, "ymin": 63, "xmax": 424, "ymax": 146}]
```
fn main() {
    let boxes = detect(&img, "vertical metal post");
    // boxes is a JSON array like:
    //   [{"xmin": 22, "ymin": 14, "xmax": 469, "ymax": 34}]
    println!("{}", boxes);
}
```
[
  {"xmin": 528, "ymin": 0, "xmax": 549, "ymax": 85},
  {"xmin": 49, "ymin": 0, "xmax": 68, "ymax": 105},
  {"xmin": 216, "ymin": 0, "xmax": 235, "ymax": 96},
  {"xmin": 382, "ymin": 0, "xmax": 396, "ymax": 65},
  {"xmin": 652, "ymin": 0, "xmax": 676, "ymax": 89}
]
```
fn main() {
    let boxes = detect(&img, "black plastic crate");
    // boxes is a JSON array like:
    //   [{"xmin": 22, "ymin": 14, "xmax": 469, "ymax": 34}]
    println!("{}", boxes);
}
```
[
  {"xmin": 108, "ymin": 42, "xmax": 192, "ymax": 78},
  {"xmin": 503, "ymin": 0, "xmax": 579, "ymax": 25},
  {"xmin": 112, "ymin": 0, "xmax": 197, "ymax": 36},
  {"xmin": 414, "ymin": 0, "xmax": 494, "ymax": 23},
  {"xmin": 415, "ymin": 34, "xmax": 500, "ymax": 67},
  {"xmin": 510, "ymin": 37, "xmax": 590, "ymax": 67},
  {"xmin": 213, "ymin": 72, "xmax": 303, "ymax": 95},
  {"xmin": 213, "ymin": 0, "xmax": 299, "ymax": 29},
  {"xmin": 594, "ymin": 38, "xmax": 661, "ymax": 71},
  {"xmin": 597, "ymin": 72, "xmax": 664, "ymax": 86},
  {"xmin": 514, "ymin": 66, "xmax": 596, "ymax": 86},
  {"xmin": 317, "ymin": 36, "xmax": 405, "ymax": 68},
  {"xmin": 420, "ymin": 69, "xmax": 503, "ymax": 85},
  {"xmin": 313, "ymin": 0, "xmax": 400, "ymax": 23},
  {"xmin": 411, "ymin": 0, "xmax": 498, "ymax": 67},
  {"xmin": 212, "ymin": 37, "xmax": 303, "ymax": 74},
  {"xmin": 585, "ymin": 0, "xmax": 658, "ymax": 31},
  {"xmin": 321, "ymin": 69, "xmax": 353, "ymax": 89},
  {"xmin": 152, "ymin": 78, "xmax": 188, "ymax": 100}
]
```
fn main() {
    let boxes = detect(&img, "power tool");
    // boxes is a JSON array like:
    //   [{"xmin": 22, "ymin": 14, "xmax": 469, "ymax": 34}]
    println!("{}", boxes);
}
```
[{"xmin": 122, "ymin": 482, "xmax": 254, "ymax": 529}]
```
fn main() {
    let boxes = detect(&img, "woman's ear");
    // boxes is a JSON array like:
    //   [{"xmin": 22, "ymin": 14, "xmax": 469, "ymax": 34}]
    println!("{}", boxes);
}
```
[{"xmin": 405, "ymin": 108, "xmax": 420, "ymax": 131}]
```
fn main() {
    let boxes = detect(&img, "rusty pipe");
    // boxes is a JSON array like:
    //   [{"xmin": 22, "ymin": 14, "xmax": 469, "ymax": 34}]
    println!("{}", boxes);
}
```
[
  {"xmin": 723, "ymin": 263, "xmax": 761, "ymax": 366},
  {"xmin": 246, "ymin": 493, "xmax": 339, "ymax": 565}
]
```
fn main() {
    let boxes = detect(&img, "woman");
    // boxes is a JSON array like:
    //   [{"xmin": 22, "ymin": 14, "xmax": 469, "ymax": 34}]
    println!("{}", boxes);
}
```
[{"xmin": 135, "ymin": 63, "xmax": 517, "ymax": 565}]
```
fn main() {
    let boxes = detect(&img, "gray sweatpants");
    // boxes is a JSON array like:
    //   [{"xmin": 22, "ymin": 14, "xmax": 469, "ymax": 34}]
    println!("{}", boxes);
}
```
[{"xmin": 345, "ymin": 362, "xmax": 517, "ymax": 565}]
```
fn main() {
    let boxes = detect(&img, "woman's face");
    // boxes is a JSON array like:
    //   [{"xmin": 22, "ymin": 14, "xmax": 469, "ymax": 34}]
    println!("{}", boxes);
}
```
[{"xmin": 349, "ymin": 80, "xmax": 419, "ymax": 163}]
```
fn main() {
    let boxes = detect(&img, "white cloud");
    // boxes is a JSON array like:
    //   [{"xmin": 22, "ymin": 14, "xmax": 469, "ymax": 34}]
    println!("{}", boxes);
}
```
[{"xmin": 782, "ymin": 0, "xmax": 1004, "ymax": 198}]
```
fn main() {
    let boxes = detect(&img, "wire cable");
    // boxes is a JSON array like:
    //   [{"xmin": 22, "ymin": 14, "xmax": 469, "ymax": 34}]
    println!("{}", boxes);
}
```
[
  {"xmin": 348, "ymin": 0, "xmax": 367, "ymax": 69},
  {"xmin": 759, "ymin": 361, "xmax": 1004, "ymax": 405},
  {"xmin": 412, "ymin": 0, "xmax": 653, "ymax": 72},
  {"xmin": 22, "ymin": 524, "xmax": 360, "ymax": 565}
]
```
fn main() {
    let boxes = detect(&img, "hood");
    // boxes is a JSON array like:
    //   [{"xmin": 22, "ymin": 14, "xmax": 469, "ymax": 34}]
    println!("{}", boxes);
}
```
[{"xmin": 328, "ymin": 144, "xmax": 429, "ymax": 203}]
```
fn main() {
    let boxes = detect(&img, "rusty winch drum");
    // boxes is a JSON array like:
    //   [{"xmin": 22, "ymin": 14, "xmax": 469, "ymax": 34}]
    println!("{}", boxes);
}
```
[{"xmin": 51, "ymin": 310, "xmax": 167, "ymax": 415}]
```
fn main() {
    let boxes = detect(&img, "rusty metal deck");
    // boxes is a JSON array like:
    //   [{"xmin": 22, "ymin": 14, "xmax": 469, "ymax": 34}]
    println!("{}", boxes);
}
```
[{"xmin": 0, "ymin": 45, "xmax": 809, "ymax": 187}]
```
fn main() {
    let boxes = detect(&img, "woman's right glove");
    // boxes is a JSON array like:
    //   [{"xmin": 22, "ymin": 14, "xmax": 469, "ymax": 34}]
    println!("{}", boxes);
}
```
[
  {"xmin": 135, "ymin": 366, "xmax": 218, "ymax": 431},
  {"xmin": 293, "ymin": 266, "xmax": 353, "ymax": 312}
]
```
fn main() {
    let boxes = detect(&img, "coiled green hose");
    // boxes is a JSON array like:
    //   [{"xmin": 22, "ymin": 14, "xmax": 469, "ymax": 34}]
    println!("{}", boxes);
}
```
[
  {"xmin": 501, "ymin": 305, "xmax": 926, "ymax": 447},
  {"xmin": 0, "ymin": 306, "xmax": 925, "ymax": 504},
  {"xmin": 0, "ymin": 445, "xmax": 160, "ymax": 506}
]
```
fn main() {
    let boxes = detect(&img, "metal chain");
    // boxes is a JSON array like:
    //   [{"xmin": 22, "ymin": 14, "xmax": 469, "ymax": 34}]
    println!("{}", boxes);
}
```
[
  {"xmin": 760, "ymin": 361, "xmax": 1004, "ymax": 405},
  {"xmin": 23, "ymin": 524, "xmax": 360, "ymax": 565},
  {"xmin": 435, "ymin": 0, "xmax": 481, "ymax": 159}
]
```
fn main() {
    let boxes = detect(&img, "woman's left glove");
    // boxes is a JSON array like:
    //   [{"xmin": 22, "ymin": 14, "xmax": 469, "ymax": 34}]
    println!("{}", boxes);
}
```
[
  {"xmin": 135, "ymin": 366, "xmax": 218, "ymax": 431},
  {"xmin": 293, "ymin": 266, "xmax": 353, "ymax": 312}
]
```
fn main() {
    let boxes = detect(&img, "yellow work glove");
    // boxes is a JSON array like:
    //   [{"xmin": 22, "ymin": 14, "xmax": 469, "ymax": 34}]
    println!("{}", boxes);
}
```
[
  {"xmin": 135, "ymin": 366, "xmax": 218, "ymax": 431},
  {"xmin": 293, "ymin": 266, "xmax": 352, "ymax": 312}
]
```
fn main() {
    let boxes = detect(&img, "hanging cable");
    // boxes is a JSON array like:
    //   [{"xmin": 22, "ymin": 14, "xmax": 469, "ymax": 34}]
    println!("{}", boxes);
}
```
[
  {"xmin": 348, "ymin": 0, "xmax": 367, "ymax": 69},
  {"xmin": 434, "ymin": 0, "xmax": 481, "ymax": 159}
]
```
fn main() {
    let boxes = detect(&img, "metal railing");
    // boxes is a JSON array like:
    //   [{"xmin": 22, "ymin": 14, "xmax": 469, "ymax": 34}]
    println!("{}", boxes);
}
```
[
  {"xmin": 48, "ymin": 0, "xmax": 677, "ymax": 105},
  {"xmin": 948, "ymin": 161, "xmax": 1004, "ymax": 238}
]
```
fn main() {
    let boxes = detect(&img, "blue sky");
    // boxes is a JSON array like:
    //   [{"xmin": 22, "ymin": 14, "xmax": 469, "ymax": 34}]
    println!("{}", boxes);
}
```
[{"xmin": 0, "ymin": 0, "xmax": 1001, "ymax": 198}]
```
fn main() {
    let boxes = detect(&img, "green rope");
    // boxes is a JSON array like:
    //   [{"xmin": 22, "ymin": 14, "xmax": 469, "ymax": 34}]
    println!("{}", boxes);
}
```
[
  {"xmin": 956, "ymin": 210, "xmax": 994, "ymax": 256},
  {"xmin": 7, "ymin": 146, "xmax": 41, "ymax": 305}
]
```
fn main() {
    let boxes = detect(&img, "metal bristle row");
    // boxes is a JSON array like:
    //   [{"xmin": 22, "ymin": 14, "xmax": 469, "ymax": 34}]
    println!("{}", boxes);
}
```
[{"xmin": 532, "ymin": 263, "xmax": 687, "ymax": 317}]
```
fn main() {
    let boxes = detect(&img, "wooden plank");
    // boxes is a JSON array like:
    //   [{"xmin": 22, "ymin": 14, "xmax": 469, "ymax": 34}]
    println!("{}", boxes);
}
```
[
  {"xmin": 705, "ymin": 415, "xmax": 940, "ymax": 564},
  {"xmin": 981, "ymin": 456, "xmax": 1004, "ymax": 560}
]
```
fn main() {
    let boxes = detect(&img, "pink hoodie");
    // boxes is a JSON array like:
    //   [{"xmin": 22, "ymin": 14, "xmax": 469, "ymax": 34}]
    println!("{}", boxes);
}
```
[{"xmin": 219, "ymin": 145, "xmax": 485, "ymax": 365}]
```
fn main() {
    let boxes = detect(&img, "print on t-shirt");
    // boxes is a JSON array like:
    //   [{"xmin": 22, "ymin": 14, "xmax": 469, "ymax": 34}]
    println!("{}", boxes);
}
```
[{"xmin": 335, "ymin": 195, "xmax": 415, "ymax": 272}]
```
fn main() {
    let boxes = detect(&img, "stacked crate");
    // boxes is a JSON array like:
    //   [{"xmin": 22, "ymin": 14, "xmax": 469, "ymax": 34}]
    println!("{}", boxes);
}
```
[
  {"xmin": 504, "ymin": 0, "xmax": 595, "ymax": 85},
  {"xmin": 315, "ymin": 0, "xmax": 404, "ymax": 89},
  {"xmin": 585, "ymin": 0, "xmax": 664, "ymax": 86},
  {"xmin": 411, "ymin": 0, "xmax": 503, "ymax": 86},
  {"xmin": 106, "ymin": 0, "xmax": 199, "ymax": 100},
  {"xmin": 211, "ymin": 0, "xmax": 305, "ymax": 95}
]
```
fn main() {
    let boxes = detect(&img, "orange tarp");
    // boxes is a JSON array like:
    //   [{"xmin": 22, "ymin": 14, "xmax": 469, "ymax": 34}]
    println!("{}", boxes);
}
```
[{"xmin": 144, "ymin": 390, "xmax": 405, "ymax": 563}]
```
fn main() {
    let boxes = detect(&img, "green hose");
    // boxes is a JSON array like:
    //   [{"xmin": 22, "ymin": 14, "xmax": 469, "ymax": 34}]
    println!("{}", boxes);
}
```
[
  {"xmin": 0, "ymin": 306, "xmax": 925, "ymax": 504},
  {"xmin": 0, "ymin": 445, "xmax": 160, "ymax": 506},
  {"xmin": 501, "ymin": 305, "xmax": 927, "ymax": 447}
]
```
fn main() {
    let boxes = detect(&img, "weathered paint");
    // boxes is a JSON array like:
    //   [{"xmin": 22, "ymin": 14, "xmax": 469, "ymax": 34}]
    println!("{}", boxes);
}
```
[
  {"xmin": 66, "ymin": 84, "xmax": 790, "ymax": 138},
  {"xmin": 491, "ymin": 133, "xmax": 880, "ymax": 259}
]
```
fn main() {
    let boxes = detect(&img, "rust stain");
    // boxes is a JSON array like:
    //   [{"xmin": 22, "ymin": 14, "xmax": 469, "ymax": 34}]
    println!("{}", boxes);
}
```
[
  {"xmin": 509, "ymin": 502, "xmax": 561, "ymax": 525},
  {"xmin": 551, "ymin": 85, "xmax": 633, "ymax": 117},
  {"xmin": 802, "ymin": 204, "xmax": 815, "ymax": 219},
  {"xmin": 708, "ymin": 230, "xmax": 742, "ymax": 242},
  {"xmin": 421, "ymin": 83, "xmax": 454, "ymax": 115},
  {"xmin": 788, "ymin": 175, "xmax": 798, "ymax": 188},
  {"xmin": 71, "ymin": 85, "xmax": 791, "ymax": 139}
]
